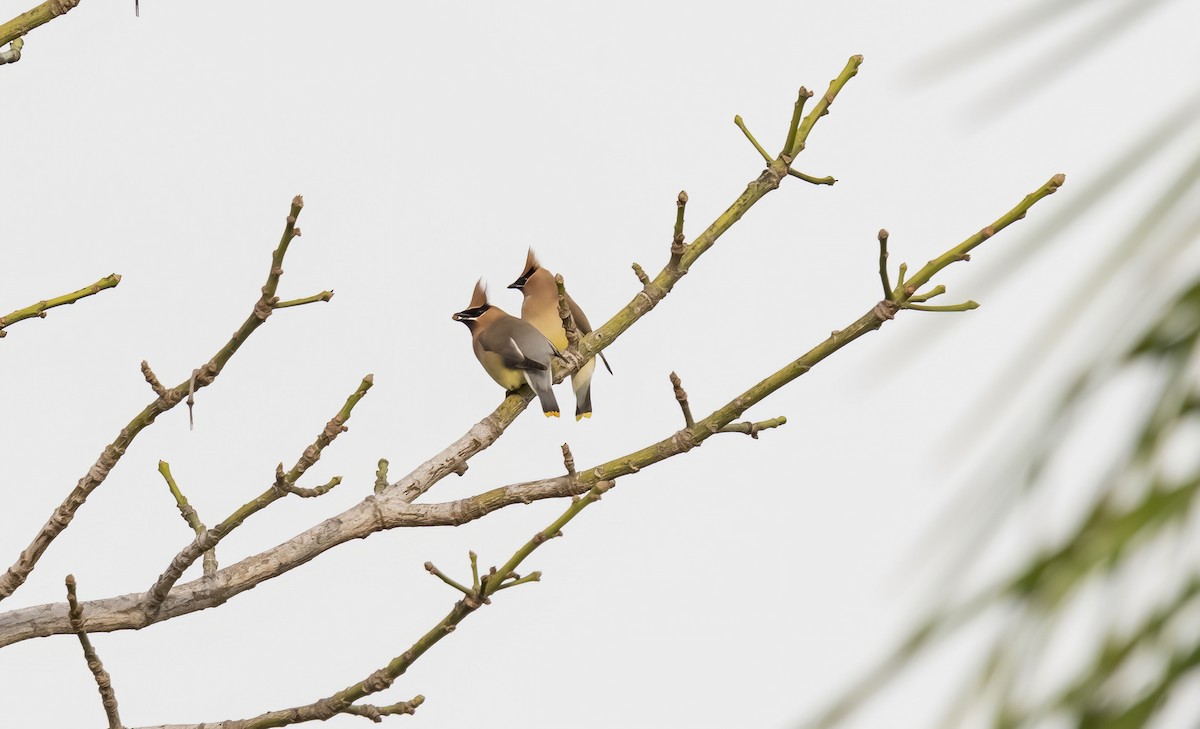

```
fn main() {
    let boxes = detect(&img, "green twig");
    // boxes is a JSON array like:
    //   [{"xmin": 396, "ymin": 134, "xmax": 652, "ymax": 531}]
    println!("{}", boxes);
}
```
[
  {"xmin": 374, "ymin": 459, "xmax": 390, "ymax": 494},
  {"xmin": 877, "ymin": 229, "xmax": 892, "ymax": 300},
  {"xmin": 898, "ymin": 174, "xmax": 1066, "ymax": 296},
  {"xmin": 669, "ymin": 372, "xmax": 696, "ymax": 428},
  {"xmin": 904, "ymin": 301, "xmax": 980, "ymax": 313},
  {"xmin": 787, "ymin": 169, "xmax": 836, "ymax": 185},
  {"xmin": 671, "ymin": 190, "xmax": 689, "ymax": 263},
  {"xmin": 781, "ymin": 86, "xmax": 813, "ymax": 159},
  {"xmin": 274, "ymin": 290, "xmax": 334, "ymax": 309},
  {"xmin": 908, "ymin": 285, "xmax": 946, "ymax": 303},
  {"xmin": 493, "ymin": 571, "xmax": 542, "ymax": 591},
  {"xmin": 733, "ymin": 115, "xmax": 774, "ymax": 164},
  {"xmin": 0, "ymin": 0, "xmax": 82, "ymax": 48},
  {"xmin": 158, "ymin": 461, "xmax": 217, "ymax": 577},
  {"xmin": 719, "ymin": 416, "xmax": 788, "ymax": 439},
  {"xmin": 631, "ymin": 262, "xmax": 650, "ymax": 285},
  {"xmin": 788, "ymin": 57, "xmax": 864, "ymax": 158},
  {"xmin": 424, "ymin": 562, "xmax": 473, "ymax": 596},
  {"xmin": 568, "ymin": 56, "xmax": 864, "ymax": 379},
  {"xmin": 0, "ymin": 273, "xmax": 120, "ymax": 338},
  {"xmin": 484, "ymin": 481, "xmax": 614, "ymax": 600}
]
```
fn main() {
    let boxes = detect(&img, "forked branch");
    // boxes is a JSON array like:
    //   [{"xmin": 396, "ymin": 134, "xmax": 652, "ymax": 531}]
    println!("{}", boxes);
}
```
[
  {"xmin": 141, "ymin": 375, "xmax": 372, "ymax": 615},
  {"xmin": 0, "ymin": 197, "xmax": 317, "ymax": 605}
]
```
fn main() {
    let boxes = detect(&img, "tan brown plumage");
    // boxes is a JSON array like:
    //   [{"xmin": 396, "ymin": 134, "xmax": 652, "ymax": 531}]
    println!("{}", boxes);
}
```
[
  {"xmin": 453, "ymin": 279, "xmax": 560, "ymax": 417},
  {"xmin": 508, "ymin": 248, "xmax": 611, "ymax": 419}
]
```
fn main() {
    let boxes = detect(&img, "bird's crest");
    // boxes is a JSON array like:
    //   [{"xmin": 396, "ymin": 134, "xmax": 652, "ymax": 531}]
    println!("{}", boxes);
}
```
[
  {"xmin": 468, "ymin": 278, "xmax": 489, "ymax": 309},
  {"xmin": 524, "ymin": 247, "xmax": 540, "ymax": 272}
]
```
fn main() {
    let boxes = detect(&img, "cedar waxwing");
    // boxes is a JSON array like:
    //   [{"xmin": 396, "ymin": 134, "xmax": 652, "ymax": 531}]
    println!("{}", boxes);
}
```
[
  {"xmin": 452, "ymin": 279, "xmax": 561, "ymax": 417},
  {"xmin": 508, "ymin": 248, "xmax": 612, "ymax": 420}
]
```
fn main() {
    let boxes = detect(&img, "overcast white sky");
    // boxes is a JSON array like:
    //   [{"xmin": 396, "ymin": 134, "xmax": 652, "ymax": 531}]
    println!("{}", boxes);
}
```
[{"xmin": 3, "ymin": 1, "xmax": 1199, "ymax": 727}]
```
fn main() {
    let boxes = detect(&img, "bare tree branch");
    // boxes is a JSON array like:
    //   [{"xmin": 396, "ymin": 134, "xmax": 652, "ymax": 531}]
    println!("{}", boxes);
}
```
[
  {"xmin": 389, "ymin": 57, "xmax": 865, "ymax": 508},
  {"xmin": 141, "ymin": 374, "xmax": 373, "ymax": 616},
  {"xmin": 0, "ymin": 196, "xmax": 312, "ymax": 605},
  {"xmin": 0, "ymin": 59, "xmax": 1065, "ymax": 652},
  {"xmin": 65, "ymin": 575, "xmax": 122, "ymax": 729},
  {"xmin": 0, "ymin": 273, "xmax": 120, "ymax": 338},
  {"xmin": 158, "ymin": 461, "xmax": 217, "ymax": 578},
  {"xmin": 0, "ymin": 0, "xmax": 81, "ymax": 48}
]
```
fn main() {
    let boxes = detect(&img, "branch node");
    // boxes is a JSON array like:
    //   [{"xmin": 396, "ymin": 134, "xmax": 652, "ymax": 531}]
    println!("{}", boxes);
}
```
[
  {"xmin": 374, "ymin": 458, "xmax": 390, "ymax": 494},
  {"xmin": 561, "ymin": 443, "xmax": 576, "ymax": 476},
  {"xmin": 873, "ymin": 300, "xmax": 898, "ymax": 321},
  {"xmin": 140, "ymin": 360, "xmax": 168, "ymax": 398},
  {"xmin": 669, "ymin": 371, "xmax": 696, "ymax": 428},
  {"xmin": 631, "ymin": 262, "xmax": 650, "ymax": 285}
]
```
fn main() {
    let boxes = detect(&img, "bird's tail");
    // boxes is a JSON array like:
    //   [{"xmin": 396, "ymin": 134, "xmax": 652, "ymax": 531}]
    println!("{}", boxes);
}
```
[{"xmin": 525, "ymin": 370, "xmax": 560, "ymax": 417}]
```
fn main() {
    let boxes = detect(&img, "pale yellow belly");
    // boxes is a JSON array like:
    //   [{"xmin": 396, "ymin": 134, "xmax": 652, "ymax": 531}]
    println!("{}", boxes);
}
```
[{"xmin": 475, "ymin": 348, "xmax": 528, "ymax": 391}]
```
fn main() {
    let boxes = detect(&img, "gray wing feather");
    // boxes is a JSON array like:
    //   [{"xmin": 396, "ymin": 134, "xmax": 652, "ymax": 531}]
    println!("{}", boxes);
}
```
[
  {"xmin": 479, "ymin": 317, "xmax": 555, "ymax": 371},
  {"xmin": 567, "ymin": 293, "xmax": 613, "ymax": 374}
]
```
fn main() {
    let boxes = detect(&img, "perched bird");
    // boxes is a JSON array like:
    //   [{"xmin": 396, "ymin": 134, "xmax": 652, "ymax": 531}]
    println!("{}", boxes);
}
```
[
  {"xmin": 452, "ymin": 279, "xmax": 561, "ymax": 417},
  {"xmin": 508, "ymin": 248, "xmax": 612, "ymax": 420}
]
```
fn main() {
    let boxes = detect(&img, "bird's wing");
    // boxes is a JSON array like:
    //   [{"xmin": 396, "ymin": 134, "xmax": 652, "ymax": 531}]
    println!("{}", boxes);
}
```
[
  {"xmin": 479, "ymin": 321, "xmax": 551, "ymax": 371},
  {"xmin": 567, "ymin": 294, "xmax": 613, "ymax": 374}
]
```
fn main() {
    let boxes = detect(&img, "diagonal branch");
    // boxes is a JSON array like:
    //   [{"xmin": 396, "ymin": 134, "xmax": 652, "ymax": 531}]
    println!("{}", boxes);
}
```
[
  {"xmin": 0, "ymin": 196, "xmax": 312, "ymax": 605},
  {"xmin": 0, "ymin": 273, "xmax": 120, "ymax": 338},
  {"xmin": 0, "ymin": 197, "xmax": 312, "ymax": 605},
  {"xmin": 158, "ymin": 461, "xmax": 217, "ymax": 578},
  {"xmin": 386, "ymin": 56, "xmax": 869, "ymax": 508},
  {"xmin": 141, "ymin": 375, "xmax": 372, "ymax": 616},
  {"xmin": 0, "ymin": 67, "xmax": 1066, "ymax": 657},
  {"xmin": 130, "ymin": 482, "xmax": 613, "ymax": 729},
  {"xmin": 567, "ymin": 55, "xmax": 865, "ymax": 375},
  {"xmin": 0, "ymin": 175, "xmax": 1064, "ymax": 650},
  {"xmin": 0, "ymin": 0, "xmax": 81, "ymax": 48}
]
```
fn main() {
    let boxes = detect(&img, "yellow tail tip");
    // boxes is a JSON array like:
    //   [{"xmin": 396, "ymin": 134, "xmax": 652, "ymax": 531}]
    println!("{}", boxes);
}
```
[
  {"xmin": 545, "ymin": 411, "xmax": 560, "ymax": 418},
  {"xmin": 576, "ymin": 413, "xmax": 592, "ymax": 421}
]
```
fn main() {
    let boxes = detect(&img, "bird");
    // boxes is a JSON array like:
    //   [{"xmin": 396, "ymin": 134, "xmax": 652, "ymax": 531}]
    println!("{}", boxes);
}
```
[
  {"xmin": 508, "ymin": 248, "xmax": 612, "ymax": 420},
  {"xmin": 452, "ymin": 279, "xmax": 561, "ymax": 417}
]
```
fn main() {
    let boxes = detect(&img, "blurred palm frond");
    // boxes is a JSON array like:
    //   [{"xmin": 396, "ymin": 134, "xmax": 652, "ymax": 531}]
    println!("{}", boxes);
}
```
[{"xmin": 814, "ymin": 1, "xmax": 1200, "ymax": 727}]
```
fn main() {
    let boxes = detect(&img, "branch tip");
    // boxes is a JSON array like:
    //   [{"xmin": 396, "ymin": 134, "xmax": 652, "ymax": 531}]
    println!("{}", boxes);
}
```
[
  {"xmin": 787, "ymin": 169, "xmax": 837, "ymax": 185},
  {"xmin": 561, "ymin": 443, "xmax": 576, "ymax": 476},
  {"xmin": 374, "ymin": 459, "xmax": 390, "ymax": 494},
  {"xmin": 631, "ymin": 262, "xmax": 650, "ymax": 285},
  {"xmin": 733, "ymin": 114, "xmax": 774, "ymax": 165},
  {"xmin": 669, "ymin": 372, "xmax": 696, "ymax": 428}
]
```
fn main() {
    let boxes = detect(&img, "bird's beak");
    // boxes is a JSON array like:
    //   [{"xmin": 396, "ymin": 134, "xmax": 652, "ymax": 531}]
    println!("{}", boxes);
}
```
[{"xmin": 507, "ymin": 279, "xmax": 523, "ymax": 290}]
